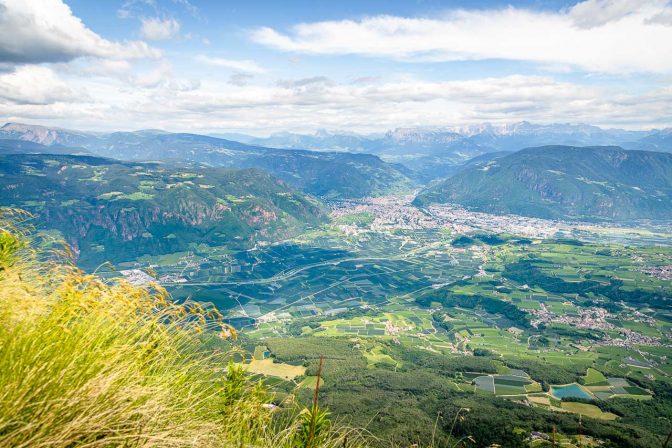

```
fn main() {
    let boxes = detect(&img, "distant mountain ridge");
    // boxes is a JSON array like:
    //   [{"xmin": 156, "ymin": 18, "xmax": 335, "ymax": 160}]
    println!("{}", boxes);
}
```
[
  {"xmin": 413, "ymin": 145, "xmax": 672, "ymax": 222},
  {"xmin": 4, "ymin": 121, "xmax": 672, "ymax": 186},
  {"xmin": 241, "ymin": 122, "xmax": 669, "ymax": 182},
  {"xmin": 0, "ymin": 123, "xmax": 413, "ymax": 199},
  {"xmin": 245, "ymin": 122, "xmax": 659, "ymax": 153},
  {"xmin": 0, "ymin": 139, "xmax": 92, "ymax": 155},
  {"xmin": 0, "ymin": 122, "xmax": 97, "ymax": 147}
]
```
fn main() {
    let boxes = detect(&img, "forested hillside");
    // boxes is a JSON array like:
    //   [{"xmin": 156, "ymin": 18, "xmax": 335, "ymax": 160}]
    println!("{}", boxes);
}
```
[
  {"xmin": 414, "ymin": 146, "xmax": 672, "ymax": 221},
  {"xmin": 0, "ymin": 154, "xmax": 327, "ymax": 266}
]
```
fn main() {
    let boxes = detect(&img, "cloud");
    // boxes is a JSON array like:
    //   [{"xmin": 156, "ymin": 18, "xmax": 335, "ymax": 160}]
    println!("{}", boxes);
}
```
[
  {"xmin": 172, "ymin": 0, "xmax": 202, "ymax": 20},
  {"xmin": 228, "ymin": 73, "xmax": 254, "ymax": 87},
  {"xmin": 351, "ymin": 76, "xmax": 381, "ymax": 85},
  {"xmin": 129, "ymin": 60, "xmax": 200, "ymax": 90},
  {"xmin": 647, "ymin": 10, "xmax": 672, "ymax": 25},
  {"xmin": 276, "ymin": 76, "xmax": 333, "ymax": 89},
  {"xmin": 0, "ymin": 0, "xmax": 160, "ymax": 64},
  {"xmin": 0, "ymin": 66, "xmax": 80, "ymax": 105},
  {"xmin": 140, "ymin": 17, "xmax": 180, "ymax": 40},
  {"xmin": 85, "ymin": 59, "xmax": 133, "ymax": 77},
  {"xmin": 195, "ymin": 55, "xmax": 265, "ymax": 73},
  {"xmin": 4, "ymin": 71, "xmax": 669, "ymax": 134},
  {"xmin": 250, "ymin": 0, "xmax": 672, "ymax": 74},
  {"xmin": 569, "ymin": 0, "xmax": 660, "ymax": 28},
  {"xmin": 118, "ymin": 0, "xmax": 158, "ymax": 19}
]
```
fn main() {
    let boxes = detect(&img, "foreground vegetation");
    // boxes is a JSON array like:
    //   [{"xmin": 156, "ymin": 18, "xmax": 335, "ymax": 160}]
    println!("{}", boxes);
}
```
[{"xmin": 0, "ymin": 210, "xmax": 359, "ymax": 448}]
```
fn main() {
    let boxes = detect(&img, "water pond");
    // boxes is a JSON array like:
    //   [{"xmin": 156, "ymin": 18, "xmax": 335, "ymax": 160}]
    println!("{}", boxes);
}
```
[{"xmin": 550, "ymin": 383, "xmax": 593, "ymax": 400}]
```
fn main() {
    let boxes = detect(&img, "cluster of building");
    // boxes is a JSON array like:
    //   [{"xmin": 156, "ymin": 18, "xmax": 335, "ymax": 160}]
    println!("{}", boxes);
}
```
[
  {"xmin": 528, "ymin": 304, "xmax": 667, "ymax": 347},
  {"xmin": 597, "ymin": 330, "xmax": 664, "ymax": 348},
  {"xmin": 640, "ymin": 265, "xmax": 672, "ymax": 280},
  {"xmin": 330, "ymin": 195, "xmax": 438, "ymax": 232},
  {"xmin": 529, "ymin": 304, "xmax": 616, "ymax": 331},
  {"xmin": 329, "ymin": 195, "xmax": 571, "ymax": 238},
  {"xmin": 119, "ymin": 269, "xmax": 155, "ymax": 286},
  {"xmin": 427, "ymin": 204, "xmax": 562, "ymax": 238}
]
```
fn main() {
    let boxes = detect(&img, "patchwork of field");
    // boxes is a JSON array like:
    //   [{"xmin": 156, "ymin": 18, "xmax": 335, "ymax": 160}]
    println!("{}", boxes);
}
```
[
  {"xmin": 585, "ymin": 377, "xmax": 652, "ymax": 400},
  {"xmin": 473, "ymin": 372, "xmax": 539, "ymax": 396},
  {"xmin": 126, "ymin": 230, "xmax": 482, "ymax": 329},
  {"xmin": 109, "ymin": 213, "xmax": 672, "ymax": 429},
  {"xmin": 462, "ymin": 364, "xmax": 653, "ymax": 420},
  {"xmin": 132, "ymin": 229, "xmax": 671, "ymax": 404}
]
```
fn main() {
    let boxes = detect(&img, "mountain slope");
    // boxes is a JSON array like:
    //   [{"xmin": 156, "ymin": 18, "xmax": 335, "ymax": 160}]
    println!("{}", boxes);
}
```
[
  {"xmin": 248, "ymin": 130, "xmax": 375, "ymax": 153},
  {"xmin": 0, "ymin": 139, "xmax": 91, "ymax": 155},
  {"xmin": 414, "ymin": 146, "xmax": 672, "ymax": 221},
  {"xmin": 624, "ymin": 128, "xmax": 672, "ymax": 153},
  {"xmin": 0, "ymin": 122, "xmax": 98, "ymax": 147},
  {"xmin": 0, "ymin": 154, "xmax": 327, "ymax": 265},
  {"xmin": 94, "ymin": 132, "xmax": 414, "ymax": 198},
  {"xmin": 0, "ymin": 123, "xmax": 414, "ymax": 198}
]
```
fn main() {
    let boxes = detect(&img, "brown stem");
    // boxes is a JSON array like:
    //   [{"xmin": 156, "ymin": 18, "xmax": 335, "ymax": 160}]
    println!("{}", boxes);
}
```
[
  {"xmin": 306, "ymin": 354, "xmax": 324, "ymax": 448},
  {"xmin": 663, "ymin": 431, "xmax": 672, "ymax": 448}
]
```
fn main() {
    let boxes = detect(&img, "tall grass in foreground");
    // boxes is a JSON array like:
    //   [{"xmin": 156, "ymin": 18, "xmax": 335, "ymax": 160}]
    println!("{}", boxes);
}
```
[{"xmin": 0, "ymin": 209, "xmax": 364, "ymax": 448}]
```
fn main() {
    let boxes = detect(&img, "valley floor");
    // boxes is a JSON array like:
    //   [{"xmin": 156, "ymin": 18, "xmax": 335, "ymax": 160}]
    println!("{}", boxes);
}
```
[{"xmin": 95, "ymin": 196, "xmax": 672, "ymax": 447}]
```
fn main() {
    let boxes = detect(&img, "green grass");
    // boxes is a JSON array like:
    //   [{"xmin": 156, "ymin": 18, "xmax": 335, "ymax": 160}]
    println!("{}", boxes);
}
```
[
  {"xmin": 253, "ymin": 345, "xmax": 268, "ymax": 361},
  {"xmin": 114, "ymin": 191, "xmax": 155, "ymax": 201},
  {"xmin": 495, "ymin": 385, "xmax": 526, "ymax": 395},
  {"xmin": 560, "ymin": 402, "xmax": 618, "ymax": 421},
  {"xmin": 584, "ymin": 367, "xmax": 608, "ymax": 385},
  {"xmin": 623, "ymin": 386, "xmax": 651, "ymax": 395},
  {"xmin": 363, "ymin": 345, "xmax": 399, "ymax": 368},
  {"xmin": 244, "ymin": 359, "xmax": 306, "ymax": 379},
  {"xmin": 0, "ymin": 215, "xmax": 367, "ymax": 448}
]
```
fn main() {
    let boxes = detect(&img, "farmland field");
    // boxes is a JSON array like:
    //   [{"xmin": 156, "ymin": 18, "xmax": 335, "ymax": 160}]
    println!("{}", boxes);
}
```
[
  {"xmin": 243, "ymin": 359, "xmax": 306, "ymax": 379},
  {"xmin": 559, "ymin": 402, "xmax": 618, "ymax": 421},
  {"xmin": 102, "ymin": 197, "xmax": 672, "ymax": 447}
]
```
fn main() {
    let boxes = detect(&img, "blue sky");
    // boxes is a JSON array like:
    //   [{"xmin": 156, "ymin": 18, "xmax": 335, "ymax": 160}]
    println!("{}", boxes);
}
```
[{"xmin": 0, "ymin": 0, "xmax": 671, "ymax": 134}]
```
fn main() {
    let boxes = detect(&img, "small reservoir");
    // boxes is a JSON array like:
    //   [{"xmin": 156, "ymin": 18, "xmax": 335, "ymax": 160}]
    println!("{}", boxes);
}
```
[{"xmin": 550, "ymin": 383, "xmax": 593, "ymax": 400}]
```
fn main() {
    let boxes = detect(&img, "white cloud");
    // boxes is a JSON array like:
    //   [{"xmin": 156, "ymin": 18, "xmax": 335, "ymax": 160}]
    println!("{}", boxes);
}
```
[
  {"xmin": 133, "ymin": 61, "xmax": 174, "ymax": 88},
  {"xmin": 569, "ymin": 0, "xmax": 661, "ymax": 28},
  {"xmin": 0, "ymin": 66, "xmax": 80, "ymax": 105},
  {"xmin": 77, "ymin": 59, "xmax": 133, "ymax": 79},
  {"xmin": 647, "ymin": 10, "xmax": 672, "ymax": 25},
  {"xmin": 0, "ymin": 0, "xmax": 160, "ymax": 64},
  {"xmin": 140, "ymin": 17, "xmax": 180, "ymax": 41},
  {"xmin": 195, "ymin": 55, "xmax": 265, "ymax": 73},
  {"xmin": 250, "ymin": 0, "xmax": 672, "ymax": 74},
  {"xmin": 124, "ymin": 60, "xmax": 200, "ymax": 91},
  {"xmin": 3, "ymin": 72, "xmax": 670, "ymax": 133},
  {"xmin": 228, "ymin": 73, "xmax": 254, "ymax": 86}
]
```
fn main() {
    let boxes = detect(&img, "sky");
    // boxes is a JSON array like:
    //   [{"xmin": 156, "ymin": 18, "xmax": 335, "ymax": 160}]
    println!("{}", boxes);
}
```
[{"xmin": 0, "ymin": 0, "xmax": 671, "ymax": 135}]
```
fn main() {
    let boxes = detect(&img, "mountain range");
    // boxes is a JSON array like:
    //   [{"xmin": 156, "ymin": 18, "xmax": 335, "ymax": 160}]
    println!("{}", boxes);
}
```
[
  {"xmin": 4, "ymin": 121, "xmax": 672, "ymax": 187},
  {"xmin": 236, "ymin": 122, "xmax": 672, "ymax": 182},
  {"xmin": 246, "ymin": 122, "xmax": 666, "ymax": 156},
  {"xmin": 3, "ymin": 122, "xmax": 672, "ymax": 223},
  {"xmin": 414, "ymin": 145, "xmax": 672, "ymax": 221},
  {"xmin": 0, "ymin": 123, "xmax": 414, "ymax": 199}
]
